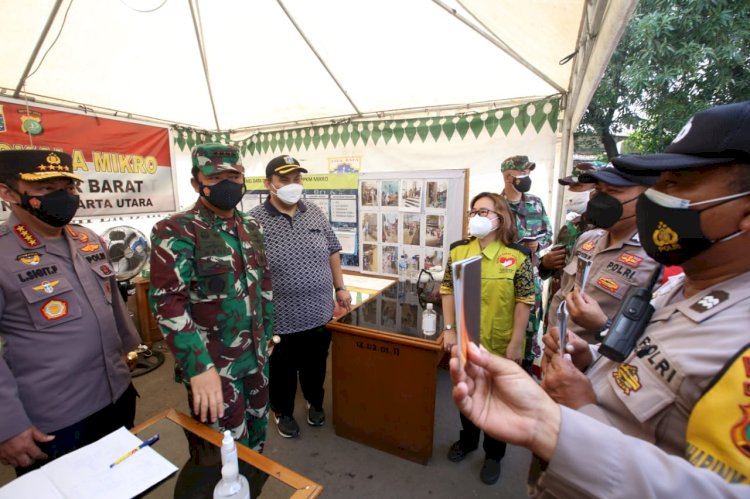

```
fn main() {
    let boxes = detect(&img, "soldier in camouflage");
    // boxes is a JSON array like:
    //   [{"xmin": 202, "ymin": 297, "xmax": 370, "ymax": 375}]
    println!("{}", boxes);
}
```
[
  {"xmin": 149, "ymin": 144, "xmax": 273, "ymax": 490},
  {"xmin": 500, "ymin": 155, "xmax": 553, "ymax": 369},
  {"xmin": 539, "ymin": 162, "xmax": 599, "ymax": 327}
]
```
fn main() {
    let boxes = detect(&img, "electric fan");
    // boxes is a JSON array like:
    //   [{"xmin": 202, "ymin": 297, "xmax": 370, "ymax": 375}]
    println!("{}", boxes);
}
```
[{"xmin": 100, "ymin": 225, "xmax": 162, "ymax": 377}]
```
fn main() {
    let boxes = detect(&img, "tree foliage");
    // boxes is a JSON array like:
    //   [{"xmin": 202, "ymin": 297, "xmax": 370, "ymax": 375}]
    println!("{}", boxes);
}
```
[{"xmin": 578, "ymin": 0, "xmax": 750, "ymax": 157}]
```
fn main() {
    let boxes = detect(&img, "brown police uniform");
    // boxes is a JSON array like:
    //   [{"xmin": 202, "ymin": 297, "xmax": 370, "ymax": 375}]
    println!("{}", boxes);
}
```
[{"xmin": 547, "ymin": 228, "xmax": 659, "ymax": 343}]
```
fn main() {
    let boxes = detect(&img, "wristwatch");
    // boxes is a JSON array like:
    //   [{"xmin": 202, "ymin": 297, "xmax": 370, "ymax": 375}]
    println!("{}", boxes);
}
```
[
  {"xmin": 444, "ymin": 324, "xmax": 455, "ymax": 330},
  {"xmin": 335, "ymin": 286, "xmax": 347, "ymax": 293}
]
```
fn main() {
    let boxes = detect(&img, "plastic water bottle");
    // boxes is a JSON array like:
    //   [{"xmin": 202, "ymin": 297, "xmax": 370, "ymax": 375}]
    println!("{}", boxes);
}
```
[
  {"xmin": 422, "ymin": 303, "xmax": 437, "ymax": 336},
  {"xmin": 398, "ymin": 254, "xmax": 408, "ymax": 282},
  {"xmin": 213, "ymin": 462, "xmax": 250, "ymax": 499}
]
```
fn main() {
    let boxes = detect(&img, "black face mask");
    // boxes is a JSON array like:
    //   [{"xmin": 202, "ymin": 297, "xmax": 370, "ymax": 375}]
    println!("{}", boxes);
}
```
[
  {"xmin": 20, "ymin": 189, "xmax": 80, "ymax": 227},
  {"xmin": 512, "ymin": 175, "xmax": 532, "ymax": 193},
  {"xmin": 585, "ymin": 192, "xmax": 637, "ymax": 229},
  {"xmin": 199, "ymin": 179, "xmax": 246, "ymax": 211},
  {"xmin": 636, "ymin": 191, "xmax": 748, "ymax": 266}
]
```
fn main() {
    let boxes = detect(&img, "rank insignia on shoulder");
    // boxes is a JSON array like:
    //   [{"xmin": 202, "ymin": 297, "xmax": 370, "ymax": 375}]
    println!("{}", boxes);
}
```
[
  {"xmin": 690, "ymin": 290, "xmax": 729, "ymax": 313},
  {"xmin": 13, "ymin": 224, "xmax": 41, "ymax": 247}
]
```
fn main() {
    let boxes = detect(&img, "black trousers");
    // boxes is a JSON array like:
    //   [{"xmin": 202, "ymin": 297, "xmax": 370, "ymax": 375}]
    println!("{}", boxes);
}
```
[
  {"xmin": 269, "ymin": 325, "xmax": 331, "ymax": 416},
  {"xmin": 458, "ymin": 412, "xmax": 507, "ymax": 461},
  {"xmin": 15, "ymin": 383, "xmax": 137, "ymax": 477}
]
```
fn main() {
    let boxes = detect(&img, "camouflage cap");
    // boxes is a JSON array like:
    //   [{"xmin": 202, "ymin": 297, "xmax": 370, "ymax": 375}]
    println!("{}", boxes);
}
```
[
  {"xmin": 0, "ymin": 150, "xmax": 82, "ymax": 182},
  {"xmin": 191, "ymin": 143, "xmax": 244, "ymax": 176},
  {"xmin": 501, "ymin": 155, "xmax": 536, "ymax": 172},
  {"xmin": 558, "ymin": 162, "xmax": 603, "ymax": 185}
]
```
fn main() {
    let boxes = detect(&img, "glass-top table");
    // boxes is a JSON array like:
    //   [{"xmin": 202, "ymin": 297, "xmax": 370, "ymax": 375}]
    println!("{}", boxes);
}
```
[{"xmin": 336, "ymin": 280, "xmax": 444, "ymax": 340}]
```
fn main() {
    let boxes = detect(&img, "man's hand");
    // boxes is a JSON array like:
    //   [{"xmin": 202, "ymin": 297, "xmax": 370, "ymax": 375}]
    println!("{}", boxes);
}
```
[
  {"xmin": 0, "ymin": 427, "xmax": 54, "ymax": 468},
  {"xmin": 125, "ymin": 351, "xmax": 138, "ymax": 371},
  {"xmin": 541, "ymin": 247, "xmax": 567, "ymax": 270},
  {"xmin": 336, "ymin": 289, "xmax": 352, "ymax": 313},
  {"xmin": 189, "ymin": 367, "xmax": 224, "ymax": 423},
  {"xmin": 541, "ymin": 353, "xmax": 597, "ymax": 409},
  {"xmin": 542, "ymin": 326, "xmax": 592, "ymax": 372},
  {"xmin": 450, "ymin": 342, "xmax": 560, "ymax": 461},
  {"xmin": 565, "ymin": 289, "xmax": 609, "ymax": 332}
]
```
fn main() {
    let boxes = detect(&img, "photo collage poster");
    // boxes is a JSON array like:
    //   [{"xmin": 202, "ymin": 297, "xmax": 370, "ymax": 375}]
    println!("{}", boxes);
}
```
[
  {"xmin": 359, "ymin": 176, "xmax": 449, "ymax": 278},
  {"xmin": 241, "ymin": 173, "xmax": 360, "ymax": 269}
]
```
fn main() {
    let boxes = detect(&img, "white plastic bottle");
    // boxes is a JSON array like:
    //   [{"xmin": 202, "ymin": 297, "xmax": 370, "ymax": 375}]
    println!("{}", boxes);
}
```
[
  {"xmin": 422, "ymin": 303, "xmax": 437, "ymax": 336},
  {"xmin": 214, "ymin": 430, "xmax": 250, "ymax": 498},
  {"xmin": 213, "ymin": 462, "xmax": 250, "ymax": 499}
]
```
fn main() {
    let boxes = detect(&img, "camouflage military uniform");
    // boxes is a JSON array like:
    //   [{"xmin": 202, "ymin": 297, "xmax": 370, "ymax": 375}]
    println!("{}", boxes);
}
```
[
  {"xmin": 149, "ymin": 146, "xmax": 273, "ymax": 452},
  {"xmin": 501, "ymin": 156, "xmax": 552, "ymax": 364}
]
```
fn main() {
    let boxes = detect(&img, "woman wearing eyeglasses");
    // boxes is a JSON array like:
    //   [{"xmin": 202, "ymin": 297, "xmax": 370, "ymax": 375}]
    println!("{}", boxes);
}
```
[{"xmin": 439, "ymin": 191, "xmax": 534, "ymax": 485}]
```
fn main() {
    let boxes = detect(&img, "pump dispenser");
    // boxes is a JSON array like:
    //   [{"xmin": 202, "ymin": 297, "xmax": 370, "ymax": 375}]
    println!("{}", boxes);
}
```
[{"xmin": 221, "ymin": 430, "xmax": 237, "ymax": 467}]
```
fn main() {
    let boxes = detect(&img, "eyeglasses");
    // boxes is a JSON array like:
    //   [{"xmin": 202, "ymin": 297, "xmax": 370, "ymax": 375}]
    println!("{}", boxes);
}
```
[{"xmin": 468, "ymin": 208, "xmax": 499, "ymax": 217}]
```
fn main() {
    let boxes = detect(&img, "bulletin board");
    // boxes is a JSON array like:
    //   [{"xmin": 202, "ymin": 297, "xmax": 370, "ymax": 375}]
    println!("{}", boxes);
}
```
[{"xmin": 358, "ymin": 169, "xmax": 468, "ymax": 277}]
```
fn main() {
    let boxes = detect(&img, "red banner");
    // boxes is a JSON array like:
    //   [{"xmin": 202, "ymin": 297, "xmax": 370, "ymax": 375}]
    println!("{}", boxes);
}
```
[{"xmin": 0, "ymin": 98, "xmax": 175, "ymax": 218}]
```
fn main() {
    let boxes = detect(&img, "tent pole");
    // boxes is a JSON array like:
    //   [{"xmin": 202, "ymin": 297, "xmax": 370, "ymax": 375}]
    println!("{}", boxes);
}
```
[
  {"xmin": 276, "ymin": 0, "xmax": 362, "ymax": 116},
  {"xmin": 188, "ymin": 0, "xmax": 221, "ymax": 132},
  {"xmin": 13, "ymin": 0, "xmax": 65, "ymax": 98}
]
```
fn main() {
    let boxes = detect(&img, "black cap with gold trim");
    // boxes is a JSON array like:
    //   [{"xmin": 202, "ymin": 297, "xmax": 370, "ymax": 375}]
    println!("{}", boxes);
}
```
[
  {"xmin": 266, "ymin": 155, "xmax": 308, "ymax": 178},
  {"xmin": 0, "ymin": 150, "xmax": 82, "ymax": 182}
]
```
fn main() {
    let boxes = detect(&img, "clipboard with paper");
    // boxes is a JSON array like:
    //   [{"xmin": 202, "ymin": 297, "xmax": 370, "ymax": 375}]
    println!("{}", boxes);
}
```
[{"xmin": 452, "ymin": 255, "xmax": 482, "ymax": 370}]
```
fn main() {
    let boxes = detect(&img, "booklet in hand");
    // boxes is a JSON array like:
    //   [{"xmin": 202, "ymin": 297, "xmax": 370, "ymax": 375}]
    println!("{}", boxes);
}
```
[
  {"xmin": 574, "ymin": 254, "xmax": 592, "ymax": 293},
  {"xmin": 452, "ymin": 255, "xmax": 482, "ymax": 370}
]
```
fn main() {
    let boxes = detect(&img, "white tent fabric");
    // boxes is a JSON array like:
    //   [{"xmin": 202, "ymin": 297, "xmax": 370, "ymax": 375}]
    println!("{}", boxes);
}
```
[
  {"xmin": 0, "ymin": 0, "xmax": 636, "ymax": 235},
  {"xmin": 1, "ymin": 0, "xmax": 633, "ymax": 132}
]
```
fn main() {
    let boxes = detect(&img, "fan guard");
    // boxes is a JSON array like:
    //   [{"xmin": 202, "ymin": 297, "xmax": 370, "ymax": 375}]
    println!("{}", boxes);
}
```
[{"xmin": 101, "ymin": 225, "xmax": 150, "ymax": 281}]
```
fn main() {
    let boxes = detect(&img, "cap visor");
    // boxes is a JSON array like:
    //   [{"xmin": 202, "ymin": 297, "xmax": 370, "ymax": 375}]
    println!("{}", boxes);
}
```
[
  {"xmin": 20, "ymin": 171, "xmax": 83, "ymax": 182},
  {"xmin": 558, "ymin": 176, "xmax": 576, "ymax": 186},
  {"xmin": 612, "ymin": 153, "xmax": 737, "ymax": 171},
  {"xmin": 579, "ymin": 170, "xmax": 639, "ymax": 187},
  {"xmin": 274, "ymin": 166, "xmax": 308, "ymax": 175}
]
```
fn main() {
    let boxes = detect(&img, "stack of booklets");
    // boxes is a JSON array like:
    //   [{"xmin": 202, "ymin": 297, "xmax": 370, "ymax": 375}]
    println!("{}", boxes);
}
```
[
  {"xmin": 452, "ymin": 255, "xmax": 482, "ymax": 370},
  {"xmin": 0, "ymin": 427, "xmax": 177, "ymax": 499}
]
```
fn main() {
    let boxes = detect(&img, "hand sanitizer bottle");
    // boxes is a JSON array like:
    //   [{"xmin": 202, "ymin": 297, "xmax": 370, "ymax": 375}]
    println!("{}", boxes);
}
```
[
  {"xmin": 213, "ymin": 462, "xmax": 250, "ymax": 499},
  {"xmin": 422, "ymin": 303, "xmax": 437, "ymax": 337}
]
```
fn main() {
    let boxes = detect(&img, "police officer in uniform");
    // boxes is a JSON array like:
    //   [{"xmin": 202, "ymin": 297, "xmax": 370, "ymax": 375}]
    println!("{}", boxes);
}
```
[
  {"xmin": 458, "ymin": 101, "xmax": 750, "ymax": 496},
  {"xmin": 0, "ymin": 150, "xmax": 139, "ymax": 475},
  {"xmin": 545, "ymin": 166, "xmax": 660, "ymax": 343}
]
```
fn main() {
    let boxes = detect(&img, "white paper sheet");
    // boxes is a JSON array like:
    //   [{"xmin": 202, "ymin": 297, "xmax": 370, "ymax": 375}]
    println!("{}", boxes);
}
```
[{"xmin": 0, "ymin": 427, "xmax": 177, "ymax": 499}]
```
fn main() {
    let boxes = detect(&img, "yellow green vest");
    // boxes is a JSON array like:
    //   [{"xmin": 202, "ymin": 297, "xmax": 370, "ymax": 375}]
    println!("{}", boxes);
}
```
[{"xmin": 449, "ymin": 238, "xmax": 529, "ymax": 356}]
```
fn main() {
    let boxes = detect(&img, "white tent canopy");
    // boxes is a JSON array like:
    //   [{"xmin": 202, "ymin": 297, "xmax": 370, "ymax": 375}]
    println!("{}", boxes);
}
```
[
  {"xmin": 0, "ymin": 0, "xmax": 636, "ymax": 239},
  {"xmin": 1, "ymin": 0, "xmax": 634, "ymax": 135}
]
